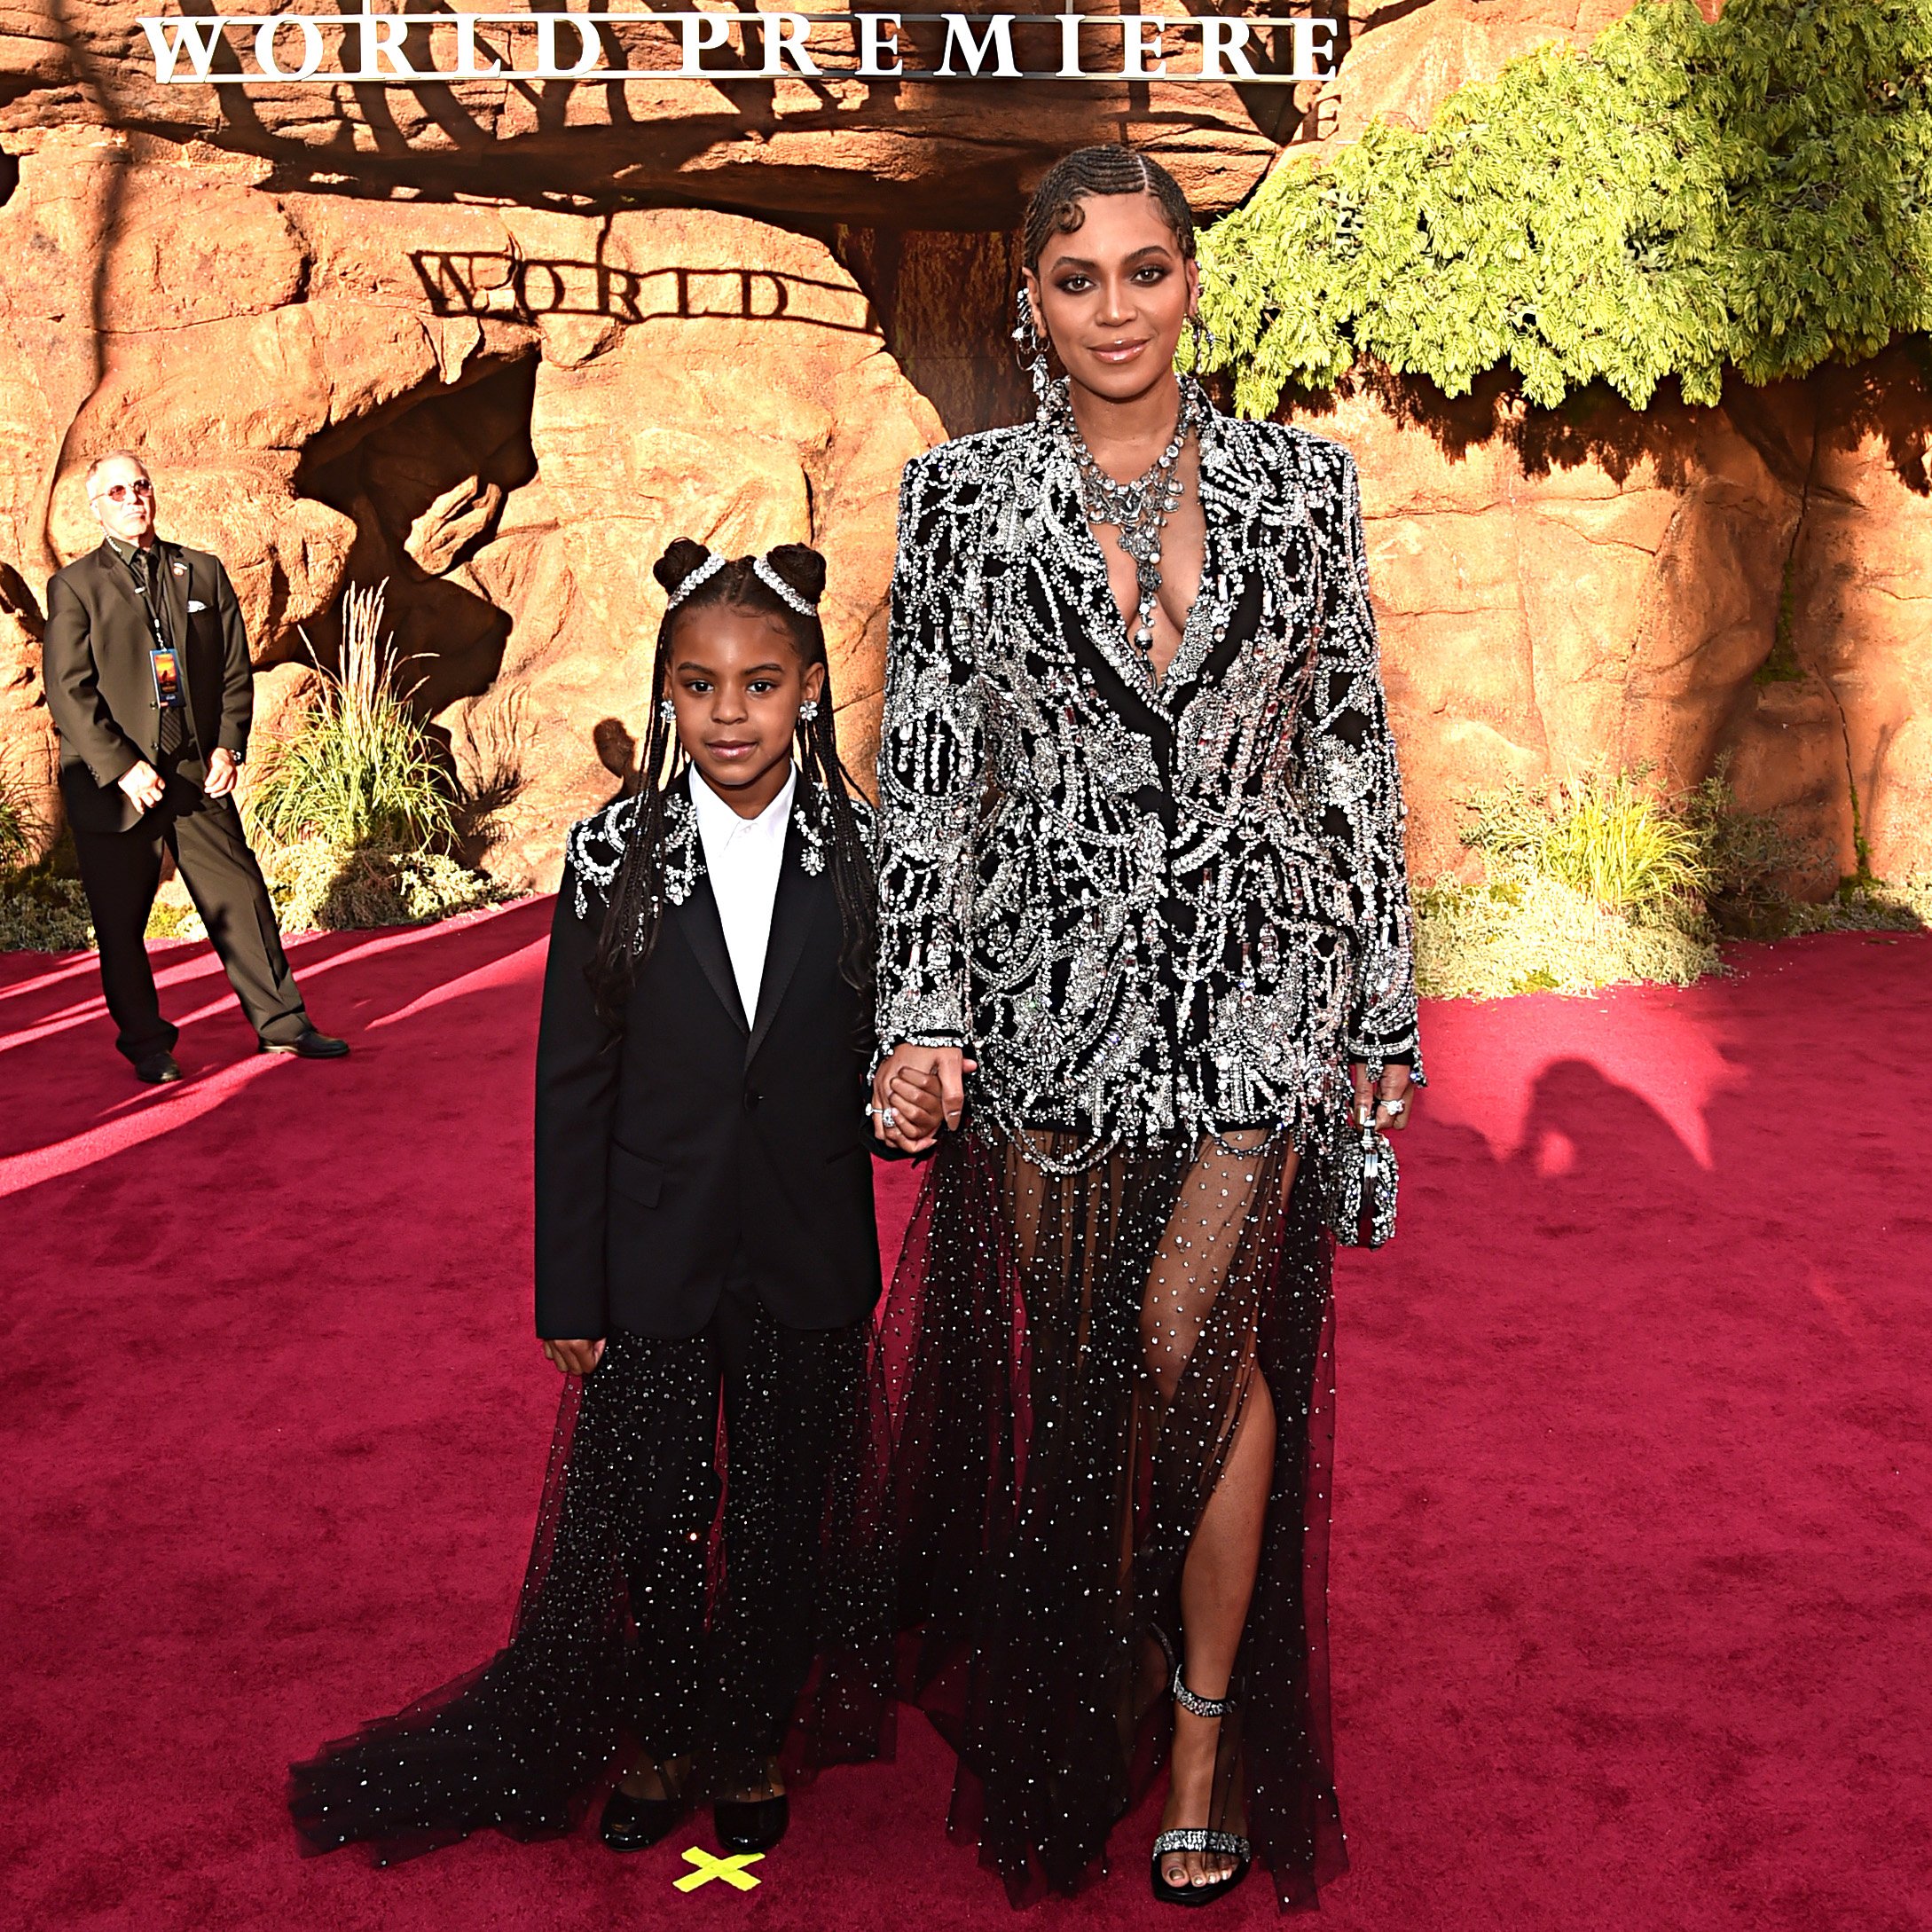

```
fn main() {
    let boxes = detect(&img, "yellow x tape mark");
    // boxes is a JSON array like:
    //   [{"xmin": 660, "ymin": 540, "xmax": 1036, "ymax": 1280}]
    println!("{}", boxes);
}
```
[{"xmin": 674, "ymin": 1846, "xmax": 765, "ymax": 1892}]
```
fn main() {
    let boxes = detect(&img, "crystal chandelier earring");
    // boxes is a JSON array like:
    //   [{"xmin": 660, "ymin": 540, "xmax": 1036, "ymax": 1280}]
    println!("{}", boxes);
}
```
[
  {"xmin": 1012, "ymin": 286, "xmax": 1052, "ymax": 405},
  {"xmin": 1185, "ymin": 310, "xmax": 1218, "ymax": 376}
]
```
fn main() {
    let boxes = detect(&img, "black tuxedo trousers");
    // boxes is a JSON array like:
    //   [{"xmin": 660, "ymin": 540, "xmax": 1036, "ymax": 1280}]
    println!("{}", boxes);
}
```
[
  {"xmin": 535, "ymin": 828, "xmax": 884, "ymax": 1340},
  {"xmin": 72, "ymin": 750, "xmax": 308, "ymax": 1060}
]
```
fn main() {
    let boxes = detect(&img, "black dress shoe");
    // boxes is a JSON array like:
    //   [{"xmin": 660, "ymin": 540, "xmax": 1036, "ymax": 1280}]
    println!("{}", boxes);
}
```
[
  {"xmin": 600, "ymin": 1784, "xmax": 689, "ymax": 1853},
  {"xmin": 713, "ymin": 1793, "xmax": 788, "ymax": 1854},
  {"xmin": 261, "ymin": 1028, "xmax": 349, "ymax": 1059},
  {"xmin": 133, "ymin": 1049, "xmax": 183, "ymax": 1085}
]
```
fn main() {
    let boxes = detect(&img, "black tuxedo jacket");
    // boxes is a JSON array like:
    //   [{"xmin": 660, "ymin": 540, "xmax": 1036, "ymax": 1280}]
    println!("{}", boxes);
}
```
[
  {"xmin": 534, "ymin": 790, "xmax": 884, "ymax": 1341},
  {"xmin": 43, "ymin": 539, "xmax": 254, "ymax": 835}
]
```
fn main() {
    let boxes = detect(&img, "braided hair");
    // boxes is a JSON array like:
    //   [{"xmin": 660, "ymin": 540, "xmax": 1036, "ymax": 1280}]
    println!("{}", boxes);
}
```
[
  {"xmin": 585, "ymin": 538, "xmax": 876, "ymax": 1031},
  {"xmin": 1022, "ymin": 143, "xmax": 1198, "ymax": 271}
]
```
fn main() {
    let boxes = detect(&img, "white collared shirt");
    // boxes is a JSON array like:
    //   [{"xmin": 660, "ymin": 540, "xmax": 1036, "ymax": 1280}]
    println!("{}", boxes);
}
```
[{"xmin": 688, "ymin": 763, "xmax": 795, "ymax": 1025}]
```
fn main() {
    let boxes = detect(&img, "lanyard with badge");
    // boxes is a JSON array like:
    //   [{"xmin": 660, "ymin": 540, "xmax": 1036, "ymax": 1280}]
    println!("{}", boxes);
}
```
[{"xmin": 132, "ymin": 552, "xmax": 185, "ymax": 713}]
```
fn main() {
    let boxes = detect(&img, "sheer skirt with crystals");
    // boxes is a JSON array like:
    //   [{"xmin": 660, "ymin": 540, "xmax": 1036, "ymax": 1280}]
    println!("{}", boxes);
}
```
[
  {"xmin": 288, "ymin": 1306, "xmax": 895, "ymax": 1864},
  {"xmin": 882, "ymin": 1122, "xmax": 1345, "ymax": 1909}
]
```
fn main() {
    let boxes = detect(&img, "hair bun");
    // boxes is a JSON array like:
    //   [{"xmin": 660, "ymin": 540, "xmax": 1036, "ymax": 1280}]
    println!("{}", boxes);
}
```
[
  {"xmin": 762, "ymin": 543, "xmax": 828, "ymax": 608},
  {"xmin": 653, "ymin": 538, "xmax": 713, "ymax": 596}
]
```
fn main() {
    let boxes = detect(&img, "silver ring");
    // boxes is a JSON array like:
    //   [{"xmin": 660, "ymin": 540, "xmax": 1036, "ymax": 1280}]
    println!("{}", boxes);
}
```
[
  {"xmin": 1381, "ymin": 1097, "xmax": 1406, "ymax": 1115},
  {"xmin": 881, "ymin": 1107, "xmax": 897, "ymax": 1127}
]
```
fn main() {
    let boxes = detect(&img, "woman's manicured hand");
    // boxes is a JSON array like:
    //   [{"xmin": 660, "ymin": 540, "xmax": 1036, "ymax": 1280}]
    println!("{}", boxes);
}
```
[
  {"xmin": 542, "ymin": 1338, "xmax": 606, "ymax": 1376},
  {"xmin": 1350, "ymin": 1062, "xmax": 1416, "ymax": 1132}
]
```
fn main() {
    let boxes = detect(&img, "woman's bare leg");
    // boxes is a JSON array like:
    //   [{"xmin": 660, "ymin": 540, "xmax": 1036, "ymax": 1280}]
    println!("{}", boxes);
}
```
[
  {"xmin": 1162, "ymin": 1371, "xmax": 1274, "ymax": 1886},
  {"xmin": 1143, "ymin": 1138, "xmax": 1296, "ymax": 1889}
]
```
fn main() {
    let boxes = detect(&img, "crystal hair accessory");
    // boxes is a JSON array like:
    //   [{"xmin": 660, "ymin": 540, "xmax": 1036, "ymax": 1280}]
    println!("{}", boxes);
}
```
[
  {"xmin": 752, "ymin": 554, "xmax": 818, "ymax": 617},
  {"xmin": 665, "ymin": 549, "xmax": 726, "ymax": 609}
]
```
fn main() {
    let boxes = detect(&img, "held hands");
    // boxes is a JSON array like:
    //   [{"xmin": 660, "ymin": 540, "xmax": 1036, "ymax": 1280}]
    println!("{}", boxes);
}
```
[
  {"xmin": 1351, "ymin": 1062, "xmax": 1417, "ymax": 1133},
  {"xmin": 871, "ymin": 1045, "xmax": 977, "ymax": 1153},
  {"xmin": 116, "ymin": 759, "xmax": 165, "ymax": 813},
  {"xmin": 542, "ymin": 1338, "xmax": 606, "ymax": 1377},
  {"xmin": 204, "ymin": 747, "xmax": 240, "ymax": 798}
]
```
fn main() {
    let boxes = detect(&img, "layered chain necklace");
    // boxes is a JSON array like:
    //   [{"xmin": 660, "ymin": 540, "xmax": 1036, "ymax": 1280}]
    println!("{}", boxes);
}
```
[{"xmin": 1050, "ymin": 375, "xmax": 1208, "ymax": 657}]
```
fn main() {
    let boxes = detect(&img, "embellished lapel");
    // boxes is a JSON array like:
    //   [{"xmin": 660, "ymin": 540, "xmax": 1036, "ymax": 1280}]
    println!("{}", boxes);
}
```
[
  {"xmin": 1033, "ymin": 430, "xmax": 1163, "ymax": 711},
  {"xmin": 670, "ymin": 868, "xmax": 747, "ymax": 1033},
  {"xmin": 746, "ymin": 812, "xmax": 821, "ymax": 1070}
]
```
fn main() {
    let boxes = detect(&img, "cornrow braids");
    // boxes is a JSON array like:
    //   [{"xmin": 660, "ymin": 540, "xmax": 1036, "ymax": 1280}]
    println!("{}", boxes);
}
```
[
  {"xmin": 585, "ymin": 542, "xmax": 877, "ymax": 1034},
  {"xmin": 1022, "ymin": 143, "xmax": 1198, "ymax": 271}
]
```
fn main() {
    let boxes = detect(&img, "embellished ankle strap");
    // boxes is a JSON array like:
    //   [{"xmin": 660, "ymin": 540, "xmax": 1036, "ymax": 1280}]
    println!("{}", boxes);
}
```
[
  {"xmin": 1170, "ymin": 1668, "xmax": 1236, "ymax": 1720},
  {"xmin": 1152, "ymin": 1826, "xmax": 1253, "ymax": 1859}
]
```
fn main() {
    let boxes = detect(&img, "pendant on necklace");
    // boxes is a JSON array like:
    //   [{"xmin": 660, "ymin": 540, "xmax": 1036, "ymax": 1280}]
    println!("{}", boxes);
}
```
[{"xmin": 1056, "ymin": 377, "xmax": 1205, "ymax": 664}]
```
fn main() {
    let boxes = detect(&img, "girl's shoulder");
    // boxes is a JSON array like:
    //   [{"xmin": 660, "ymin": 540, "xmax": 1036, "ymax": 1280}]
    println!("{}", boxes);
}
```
[
  {"xmin": 800, "ymin": 775, "xmax": 876, "ymax": 842},
  {"xmin": 562, "ymin": 792, "xmax": 643, "ymax": 914}
]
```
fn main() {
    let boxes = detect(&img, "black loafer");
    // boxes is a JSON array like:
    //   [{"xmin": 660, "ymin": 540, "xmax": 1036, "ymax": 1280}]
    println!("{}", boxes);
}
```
[
  {"xmin": 713, "ymin": 1793, "xmax": 788, "ymax": 1854},
  {"xmin": 600, "ymin": 1784, "xmax": 689, "ymax": 1853},
  {"xmin": 134, "ymin": 1049, "xmax": 183, "ymax": 1085},
  {"xmin": 261, "ymin": 1028, "xmax": 349, "ymax": 1059}
]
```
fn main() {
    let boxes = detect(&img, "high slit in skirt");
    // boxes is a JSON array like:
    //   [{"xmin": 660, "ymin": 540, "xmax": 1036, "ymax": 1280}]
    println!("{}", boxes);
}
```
[{"xmin": 880, "ymin": 1121, "xmax": 1347, "ymax": 1909}]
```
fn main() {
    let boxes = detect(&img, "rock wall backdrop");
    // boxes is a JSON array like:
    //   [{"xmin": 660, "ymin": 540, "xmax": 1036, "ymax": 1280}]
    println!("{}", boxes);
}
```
[{"xmin": 1, "ymin": 0, "xmax": 1925, "ymax": 892}]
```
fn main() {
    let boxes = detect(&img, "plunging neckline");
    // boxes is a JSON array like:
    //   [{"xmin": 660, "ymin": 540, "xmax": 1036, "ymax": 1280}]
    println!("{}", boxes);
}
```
[{"xmin": 1053, "ymin": 423, "xmax": 1222, "ymax": 713}]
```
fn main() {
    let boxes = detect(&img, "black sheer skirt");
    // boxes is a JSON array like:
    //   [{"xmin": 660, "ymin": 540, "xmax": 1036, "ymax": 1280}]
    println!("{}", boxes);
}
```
[
  {"xmin": 289, "ymin": 1296, "xmax": 894, "ymax": 1864},
  {"xmin": 881, "ymin": 1122, "xmax": 1346, "ymax": 1909}
]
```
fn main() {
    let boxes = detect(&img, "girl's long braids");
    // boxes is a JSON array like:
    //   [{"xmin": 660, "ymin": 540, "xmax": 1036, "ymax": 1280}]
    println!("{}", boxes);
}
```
[{"xmin": 586, "ymin": 538, "xmax": 876, "ymax": 1032}]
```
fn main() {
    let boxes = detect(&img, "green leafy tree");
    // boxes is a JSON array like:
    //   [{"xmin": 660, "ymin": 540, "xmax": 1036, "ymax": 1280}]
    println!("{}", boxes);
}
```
[{"xmin": 1199, "ymin": 0, "xmax": 1932, "ymax": 415}]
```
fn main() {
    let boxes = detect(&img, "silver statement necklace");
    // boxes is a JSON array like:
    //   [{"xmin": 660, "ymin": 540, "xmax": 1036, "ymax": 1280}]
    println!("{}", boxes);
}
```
[{"xmin": 1051, "ymin": 376, "xmax": 1207, "ymax": 657}]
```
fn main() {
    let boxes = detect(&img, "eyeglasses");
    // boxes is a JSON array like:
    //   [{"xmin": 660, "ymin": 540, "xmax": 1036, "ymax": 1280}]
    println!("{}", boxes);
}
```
[{"xmin": 90, "ymin": 480, "xmax": 154, "ymax": 504}]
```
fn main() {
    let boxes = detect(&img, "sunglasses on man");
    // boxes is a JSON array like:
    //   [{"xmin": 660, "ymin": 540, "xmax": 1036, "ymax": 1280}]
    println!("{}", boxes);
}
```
[{"xmin": 91, "ymin": 479, "xmax": 155, "ymax": 505}]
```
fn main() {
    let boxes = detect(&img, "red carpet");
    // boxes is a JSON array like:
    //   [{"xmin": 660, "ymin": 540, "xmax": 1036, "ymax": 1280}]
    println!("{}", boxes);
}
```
[{"xmin": 3, "ymin": 906, "xmax": 1928, "ymax": 1931}]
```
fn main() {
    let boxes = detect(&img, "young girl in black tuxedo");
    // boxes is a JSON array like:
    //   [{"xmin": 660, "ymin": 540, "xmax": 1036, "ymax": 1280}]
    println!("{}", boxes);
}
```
[{"xmin": 290, "ymin": 539, "xmax": 940, "ymax": 1864}]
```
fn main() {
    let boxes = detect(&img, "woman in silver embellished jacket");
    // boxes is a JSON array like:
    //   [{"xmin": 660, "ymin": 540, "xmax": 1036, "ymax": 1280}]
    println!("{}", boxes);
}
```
[{"xmin": 868, "ymin": 146, "xmax": 1422, "ymax": 1912}]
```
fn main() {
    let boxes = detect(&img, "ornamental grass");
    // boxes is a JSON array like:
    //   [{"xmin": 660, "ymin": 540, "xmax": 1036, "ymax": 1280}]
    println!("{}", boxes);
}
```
[{"xmin": 246, "ymin": 583, "xmax": 457, "ymax": 857}]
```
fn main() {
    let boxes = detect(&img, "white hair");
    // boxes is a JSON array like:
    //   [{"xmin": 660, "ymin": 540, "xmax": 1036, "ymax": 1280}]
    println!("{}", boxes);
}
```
[{"xmin": 84, "ymin": 450, "xmax": 151, "ymax": 497}]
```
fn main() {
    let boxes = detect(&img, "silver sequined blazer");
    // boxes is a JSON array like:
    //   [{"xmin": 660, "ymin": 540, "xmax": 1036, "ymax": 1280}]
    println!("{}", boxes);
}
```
[{"xmin": 875, "ymin": 391, "xmax": 1422, "ymax": 1152}]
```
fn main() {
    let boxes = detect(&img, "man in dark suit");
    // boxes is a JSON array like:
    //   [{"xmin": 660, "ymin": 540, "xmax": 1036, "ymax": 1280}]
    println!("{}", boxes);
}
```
[{"xmin": 42, "ymin": 451, "xmax": 346, "ymax": 1082}]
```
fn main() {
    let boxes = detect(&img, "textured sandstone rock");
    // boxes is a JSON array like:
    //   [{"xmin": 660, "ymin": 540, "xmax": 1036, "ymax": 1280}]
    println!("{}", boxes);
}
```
[
  {"xmin": 1300, "ymin": 0, "xmax": 1672, "ymax": 152},
  {"xmin": 0, "ymin": 563, "xmax": 58, "ymax": 852},
  {"xmin": 1784, "ymin": 353, "xmax": 1932, "ymax": 888},
  {"xmin": 1292, "ymin": 374, "xmax": 1800, "ymax": 881},
  {"xmin": 5, "ymin": 0, "xmax": 1926, "ymax": 909},
  {"xmin": 0, "ymin": 135, "xmax": 939, "ymax": 887},
  {"xmin": 441, "ymin": 206, "xmax": 940, "ymax": 886}
]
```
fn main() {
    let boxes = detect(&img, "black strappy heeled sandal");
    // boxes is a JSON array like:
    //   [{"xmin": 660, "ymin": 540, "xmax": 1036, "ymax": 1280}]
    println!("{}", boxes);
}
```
[{"xmin": 1150, "ymin": 1670, "xmax": 1253, "ymax": 1908}]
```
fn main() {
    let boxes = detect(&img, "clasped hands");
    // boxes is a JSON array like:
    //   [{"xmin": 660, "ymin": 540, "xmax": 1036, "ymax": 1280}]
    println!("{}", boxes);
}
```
[
  {"xmin": 115, "ymin": 746, "xmax": 238, "ymax": 813},
  {"xmin": 546, "ymin": 1057, "xmax": 1407, "ymax": 1373},
  {"xmin": 870, "ymin": 1044, "xmax": 974, "ymax": 1155},
  {"xmin": 544, "ymin": 1056, "xmax": 960, "ymax": 1377}
]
